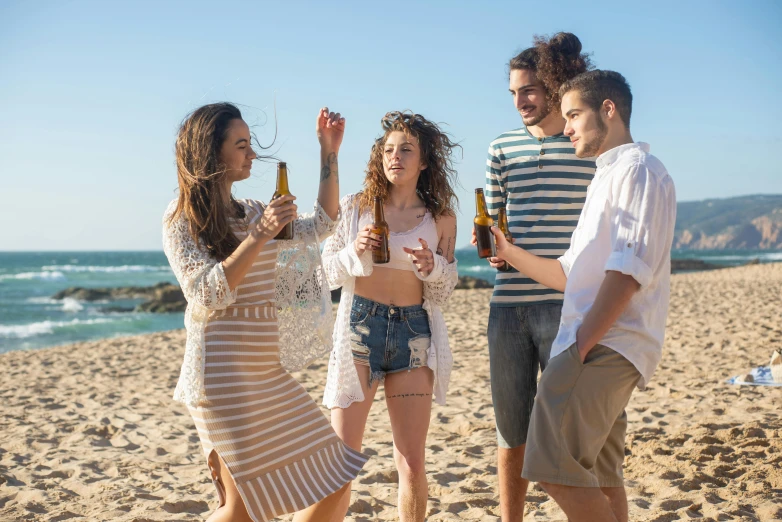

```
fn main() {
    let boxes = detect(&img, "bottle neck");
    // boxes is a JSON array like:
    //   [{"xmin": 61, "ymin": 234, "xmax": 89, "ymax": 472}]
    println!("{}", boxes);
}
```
[
  {"xmin": 373, "ymin": 199, "xmax": 385, "ymax": 222},
  {"xmin": 475, "ymin": 193, "xmax": 489, "ymax": 217},
  {"xmin": 276, "ymin": 168, "xmax": 290, "ymax": 193},
  {"xmin": 498, "ymin": 209, "xmax": 508, "ymax": 230}
]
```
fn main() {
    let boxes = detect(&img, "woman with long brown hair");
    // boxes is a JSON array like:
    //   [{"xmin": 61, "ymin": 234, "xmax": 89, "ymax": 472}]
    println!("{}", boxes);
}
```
[
  {"xmin": 162, "ymin": 103, "xmax": 367, "ymax": 522},
  {"xmin": 318, "ymin": 111, "xmax": 460, "ymax": 521}
]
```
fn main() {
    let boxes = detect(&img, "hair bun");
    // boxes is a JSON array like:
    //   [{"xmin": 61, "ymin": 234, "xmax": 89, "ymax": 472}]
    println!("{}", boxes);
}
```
[{"xmin": 549, "ymin": 32, "xmax": 582, "ymax": 57}]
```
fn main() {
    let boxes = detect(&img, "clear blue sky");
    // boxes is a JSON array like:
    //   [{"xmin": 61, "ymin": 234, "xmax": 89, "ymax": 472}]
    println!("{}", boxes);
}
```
[{"xmin": 1, "ymin": 0, "xmax": 780, "ymax": 251}]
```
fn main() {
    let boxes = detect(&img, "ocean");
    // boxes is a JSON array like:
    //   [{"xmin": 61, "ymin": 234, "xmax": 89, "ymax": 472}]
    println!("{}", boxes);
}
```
[{"xmin": 2, "ymin": 249, "xmax": 781, "ymax": 354}]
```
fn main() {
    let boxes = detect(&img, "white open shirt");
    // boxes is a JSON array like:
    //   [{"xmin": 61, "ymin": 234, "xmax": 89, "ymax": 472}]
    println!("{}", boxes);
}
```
[{"xmin": 552, "ymin": 142, "xmax": 677, "ymax": 388}]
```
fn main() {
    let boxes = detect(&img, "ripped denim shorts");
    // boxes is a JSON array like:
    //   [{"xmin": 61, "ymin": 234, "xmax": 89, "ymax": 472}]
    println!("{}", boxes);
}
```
[{"xmin": 349, "ymin": 295, "xmax": 431, "ymax": 388}]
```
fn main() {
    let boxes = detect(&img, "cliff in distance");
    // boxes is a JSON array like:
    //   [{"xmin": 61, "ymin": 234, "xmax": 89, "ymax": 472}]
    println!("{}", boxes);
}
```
[{"xmin": 675, "ymin": 195, "xmax": 782, "ymax": 250}]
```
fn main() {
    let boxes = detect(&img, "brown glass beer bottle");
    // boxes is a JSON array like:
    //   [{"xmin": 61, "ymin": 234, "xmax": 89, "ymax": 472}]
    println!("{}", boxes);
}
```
[
  {"xmin": 474, "ymin": 188, "xmax": 496, "ymax": 259},
  {"xmin": 497, "ymin": 207, "xmax": 514, "ymax": 272},
  {"xmin": 371, "ymin": 196, "xmax": 390, "ymax": 264},
  {"xmin": 273, "ymin": 161, "xmax": 294, "ymax": 240}
]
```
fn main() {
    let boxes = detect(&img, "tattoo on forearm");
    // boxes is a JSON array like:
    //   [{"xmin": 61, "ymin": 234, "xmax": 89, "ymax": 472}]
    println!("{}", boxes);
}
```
[
  {"xmin": 320, "ymin": 152, "xmax": 338, "ymax": 182},
  {"xmin": 446, "ymin": 236, "xmax": 453, "ymax": 260},
  {"xmin": 436, "ymin": 247, "xmax": 444, "ymax": 256},
  {"xmin": 385, "ymin": 392, "xmax": 432, "ymax": 399}
]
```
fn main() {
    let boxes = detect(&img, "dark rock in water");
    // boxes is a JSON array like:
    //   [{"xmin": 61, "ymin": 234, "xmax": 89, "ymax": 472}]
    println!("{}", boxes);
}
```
[
  {"xmin": 455, "ymin": 275, "xmax": 493, "ymax": 289},
  {"xmin": 99, "ymin": 306, "xmax": 136, "ymax": 313},
  {"xmin": 135, "ymin": 300, "xmax": 186, "ymax": 313},
  {"xmin": 135, "ymin": 284, "xmax": 186, "ymax": 313},
  {"xmin": 53, "ymin": 282, "xmax": 174, "ymax": 301},
  {"xmin": 53, "ymin": 282, "xmax": 186, "ymax": 313},
  {"xmin": 53, "ymin": 287, "xmax": 113, "ymax": 301},
  {"xmin": 670, "ymin": 259, "xmax": 724, "ymax": 272}
]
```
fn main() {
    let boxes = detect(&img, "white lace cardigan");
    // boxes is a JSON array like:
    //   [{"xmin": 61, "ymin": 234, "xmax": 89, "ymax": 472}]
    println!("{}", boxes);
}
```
[
  {"xmin": 162, "ymin": 198, "xmax": 338, "ymax": 407},
  {"xmin": 321, "ymin": 194, "xmax": 459, "ymax": 409}
]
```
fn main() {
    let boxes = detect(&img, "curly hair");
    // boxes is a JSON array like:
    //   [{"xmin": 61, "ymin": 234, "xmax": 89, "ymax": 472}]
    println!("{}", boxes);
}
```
[
  {"xmin": 359, "ymin": 111, "xmax": 460, "ymax": 219},
  {"xmin": 509, "ymin": 32, "xmax": 593, "ymax": 113}
]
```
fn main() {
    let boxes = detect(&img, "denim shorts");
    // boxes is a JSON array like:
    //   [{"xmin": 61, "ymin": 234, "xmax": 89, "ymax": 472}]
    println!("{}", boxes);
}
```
[
  {"xmin": 349, "ymin": 295, "xmax": 431, "ymax": 388},
  {"xmin": 488, "ymin": 303, "xmax": 562, "ymax": 448}
]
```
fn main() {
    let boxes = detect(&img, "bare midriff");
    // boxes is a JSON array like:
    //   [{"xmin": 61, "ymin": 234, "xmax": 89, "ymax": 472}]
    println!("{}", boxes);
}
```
[{"xmin": 354, "ymin": 266, "xmax": 423, "ymax": 307}]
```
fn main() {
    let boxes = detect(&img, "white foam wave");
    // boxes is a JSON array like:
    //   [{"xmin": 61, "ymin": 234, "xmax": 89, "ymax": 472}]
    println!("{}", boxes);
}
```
[
  {"xmin": 41, "ymin": 265, "xmax": 171, "ymax": 273},
  {"xmin": 26, "ymin": 297, "xmax": 57, "ymax": 304},
  {"xmin": 0, "ymin": 271, "xmax": 66, "ymax": 282},
  {"xmin": 696, "ymin": 252, "xmax": 782, "ymax": 262},
  {"xmin": 460, "ymin": 264, "xmax": 496, "ymax": 274},
  {"xmin": 0, "ymin": 317, "xmax": 119, "ymax": 339},
  {"xmin": 61, "ymin": 297, "xmax": 84, "ymax": 313}
]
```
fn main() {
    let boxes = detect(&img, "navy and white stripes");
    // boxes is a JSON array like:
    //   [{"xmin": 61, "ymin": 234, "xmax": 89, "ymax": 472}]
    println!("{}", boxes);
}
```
[{"xmin": 485, "ymin": 127, "xmax": 595, "ymax": 306}]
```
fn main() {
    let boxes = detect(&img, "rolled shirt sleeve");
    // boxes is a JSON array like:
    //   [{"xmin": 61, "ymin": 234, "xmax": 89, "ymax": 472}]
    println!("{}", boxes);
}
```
[
  {"xmin": 558, "ymin": 246, "xmax": 576, "ymax": 278},
  {"xmin": 604, "ymin": 164, "xmax": 676, "ymax": 288}
]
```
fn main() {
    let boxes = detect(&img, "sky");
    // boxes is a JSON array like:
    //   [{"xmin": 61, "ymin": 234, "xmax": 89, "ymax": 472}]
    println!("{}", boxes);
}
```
[{"xmin": 1, "ymin": 0, "xmax": 781, "ymax": 251}]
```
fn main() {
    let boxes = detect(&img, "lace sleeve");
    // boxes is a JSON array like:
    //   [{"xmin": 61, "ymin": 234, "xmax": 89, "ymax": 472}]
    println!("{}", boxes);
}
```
[
  {"xmin": 421, "ymin": 254, "xmax": 459, "ymax": 307},
  {"xmin": 321, "ymin": 194, "xmax": 373, "ymax": 290},
  {"xmin": 293, "ymin": 200, "xmax": 339, "ymax": 243},
  {"xmin": 162, "ymin": 201, "xmax": 238, "ymax": 311}
]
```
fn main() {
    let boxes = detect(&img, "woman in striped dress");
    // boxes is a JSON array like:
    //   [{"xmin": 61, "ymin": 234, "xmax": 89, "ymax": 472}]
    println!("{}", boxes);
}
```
[{"xmin": 163, "ymin": 103, "xmax": 367, "ymax": 522}]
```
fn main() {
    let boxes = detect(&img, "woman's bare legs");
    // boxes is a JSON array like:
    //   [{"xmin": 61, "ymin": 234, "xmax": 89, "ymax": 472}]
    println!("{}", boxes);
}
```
[
  {"xmin": 328, "ymin": 363, "xmax": 380, "ymax": 521},
  {"xmin": 205, "ymin": 450, "xmax": 253, "ymax": 522},
  {"xmin": 385, "ymin": 367, "xmax": 434, "ymax": 522},
  {"xmin": 292, "ymin": 482, "xmax": 353, "ymax": 522}
]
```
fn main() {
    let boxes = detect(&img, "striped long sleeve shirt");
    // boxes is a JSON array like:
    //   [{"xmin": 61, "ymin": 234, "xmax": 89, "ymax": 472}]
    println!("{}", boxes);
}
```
[{"xmin": 485, "ymin": 127, "xmax": 595, "ymax": 307}]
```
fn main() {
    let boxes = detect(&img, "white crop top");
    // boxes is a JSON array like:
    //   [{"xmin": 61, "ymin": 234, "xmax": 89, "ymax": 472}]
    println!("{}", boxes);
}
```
[{"xmin": 357, "ymin": 211, "xmax": 439, "ymax": 271}]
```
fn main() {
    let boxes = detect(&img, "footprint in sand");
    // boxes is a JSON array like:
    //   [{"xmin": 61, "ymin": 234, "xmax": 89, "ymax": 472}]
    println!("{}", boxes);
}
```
[
  {"xmin": 659, "ymin": 499, "xmax": 692, "ymax": 511},
  {"xmin": 358, "ymin": 470, "xmax": 397, "ymax": 484}
]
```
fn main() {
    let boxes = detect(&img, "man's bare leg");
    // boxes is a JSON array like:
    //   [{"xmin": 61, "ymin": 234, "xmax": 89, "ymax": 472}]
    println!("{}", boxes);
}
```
[
  {"xmin": 498, "ymin": 445, "xmax": 528, "ymax": 520},
  {"xmin": 601, "ymin": 487, "xmax": 628, "ymax": 522}
]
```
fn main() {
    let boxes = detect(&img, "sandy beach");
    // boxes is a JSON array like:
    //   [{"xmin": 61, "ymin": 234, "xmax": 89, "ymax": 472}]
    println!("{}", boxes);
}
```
[{"xmin": 1, "ymin": 263, "xmax": 780, "ymax": 521}]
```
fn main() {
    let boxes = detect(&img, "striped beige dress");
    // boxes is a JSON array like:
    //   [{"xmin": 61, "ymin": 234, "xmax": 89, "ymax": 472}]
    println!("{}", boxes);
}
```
[{"xmin": 189, "ymin": 201, "xmax": 367, "ymax": 522}]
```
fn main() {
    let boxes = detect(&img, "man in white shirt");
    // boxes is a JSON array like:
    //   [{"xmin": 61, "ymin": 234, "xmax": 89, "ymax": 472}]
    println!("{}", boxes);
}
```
[{"xmin": 484, "ymin": 70, "xmax": 677, "ymax": 522}]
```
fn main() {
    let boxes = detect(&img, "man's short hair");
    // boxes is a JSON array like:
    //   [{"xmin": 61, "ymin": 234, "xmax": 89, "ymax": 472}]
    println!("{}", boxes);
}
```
[{"xmin": 560, "ymin": 70, "xmax": 633, "ymax": 127}]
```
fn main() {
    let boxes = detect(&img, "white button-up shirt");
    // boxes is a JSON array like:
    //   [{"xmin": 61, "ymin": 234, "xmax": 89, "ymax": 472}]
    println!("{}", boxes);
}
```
[{"xmin": 552, "ymin": 142, "xmax": 676, "ymax": 387}]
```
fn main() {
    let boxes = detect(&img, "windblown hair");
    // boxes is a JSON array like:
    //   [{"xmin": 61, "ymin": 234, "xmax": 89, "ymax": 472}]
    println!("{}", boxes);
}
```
[
  {"xmin": 359, "ymin": 111, "xmax": 460, "ymax": 219},
  {"xmin": 560, "ymin": 70, "xmax": 633, "ymax": 127},
  {"xmin": 169, "ymin": 102, "xmax": 268, "ymax": 261},
  {"xmin": 509, "ymin": 32, "xmax": 593, "ymax": 112}
]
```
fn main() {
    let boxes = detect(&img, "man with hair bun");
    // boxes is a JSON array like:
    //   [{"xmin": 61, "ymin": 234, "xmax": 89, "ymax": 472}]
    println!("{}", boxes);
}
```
[
  {"xmin": 489, "ymin": 70, "xmax": 677, "ymax": 521},
  {"xmin": 473, "ymin": 32, "xmax": 596, "ymax": 520}
]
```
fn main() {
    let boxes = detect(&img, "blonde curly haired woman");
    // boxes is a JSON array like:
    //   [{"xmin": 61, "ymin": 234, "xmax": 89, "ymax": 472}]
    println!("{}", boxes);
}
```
[{"xmin": 318, "ymin": 111, "xmax": 460, "ymax": 521}]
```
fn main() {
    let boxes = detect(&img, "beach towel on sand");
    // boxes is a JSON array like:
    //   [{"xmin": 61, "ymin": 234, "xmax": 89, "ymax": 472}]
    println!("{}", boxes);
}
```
[{"xmin": 727, "ymin": 366, "xmax": 782, "ymax": 387}]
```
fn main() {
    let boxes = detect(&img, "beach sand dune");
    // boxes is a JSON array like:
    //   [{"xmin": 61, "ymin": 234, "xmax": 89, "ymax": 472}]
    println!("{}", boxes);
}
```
[{"xmin": 1, "ymin": 263, "xmax": 780, "ymax": 521}]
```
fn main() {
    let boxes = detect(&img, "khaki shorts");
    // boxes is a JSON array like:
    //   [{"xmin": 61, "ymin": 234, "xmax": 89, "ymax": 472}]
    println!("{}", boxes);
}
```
[{"xmin": 521, "ymin": 343, "xmax": 641, "ymax": 488}]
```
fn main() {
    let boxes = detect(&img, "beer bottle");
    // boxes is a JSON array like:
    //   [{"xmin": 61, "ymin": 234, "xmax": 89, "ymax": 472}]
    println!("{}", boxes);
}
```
[
  {"xmin": 371, "ymin": 196, "xmax": 390, "ymax": 264},
  {"xmin": 474, "ymin": 188, "xmax": 496, "ymax": 259},
  {"xmin": 497, "ymin": 207, "xmax": 514, "ymax": 272},
  {"xmin": 273, "ymin": 161, "xmax": 294, "ymax": 240}
]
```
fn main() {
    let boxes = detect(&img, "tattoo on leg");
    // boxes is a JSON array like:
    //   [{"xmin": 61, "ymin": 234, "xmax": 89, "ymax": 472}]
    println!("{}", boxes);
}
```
[
  {"xmin": 320, "ymin": 152, "xmax": 338, "ymax": 182},
  {"xmin": 385, "ymin": 392, "xmax": 432, "ymax": 399}
]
